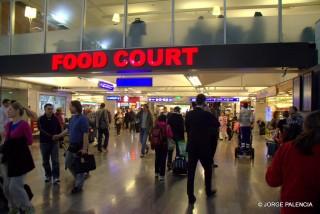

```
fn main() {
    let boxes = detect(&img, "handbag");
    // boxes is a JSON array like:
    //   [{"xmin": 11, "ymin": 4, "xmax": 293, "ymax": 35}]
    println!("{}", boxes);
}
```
[{"xmin": 73, "ymin": 154, "xmax": 96, "ymax": 174}]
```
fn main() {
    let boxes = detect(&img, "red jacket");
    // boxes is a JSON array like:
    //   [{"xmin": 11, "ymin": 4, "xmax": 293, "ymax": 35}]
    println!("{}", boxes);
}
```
[{"xmin": 266, "ymin": 142, "xmax": 320, "ymax": 214}]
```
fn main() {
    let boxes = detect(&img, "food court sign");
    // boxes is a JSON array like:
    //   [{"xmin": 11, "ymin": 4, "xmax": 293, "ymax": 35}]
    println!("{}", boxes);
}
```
[{"xmin": 51, "ymin": 47, "xmax": 199, "ymax": 72}]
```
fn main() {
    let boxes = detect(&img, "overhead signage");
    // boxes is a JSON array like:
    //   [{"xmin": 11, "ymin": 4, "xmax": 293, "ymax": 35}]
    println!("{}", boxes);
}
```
[
  {"xmin": 106, "ymin": 96, "xmax": 121, "ymax": 101},
  {"xmin": 190, "ymin": 97, "xmax": 240, "ymax": 103},
  {"xmin": 256, "ymin": 86, "xmax": 277, "ymax": 99},
  {"xmin": 51, "ymin": 47, "xmax": 199, "ymax": 72},
  {"xmin": 148, "ymin": 97, "xmax": 174, "ymax": 102},
  {"xmin": 116, "ymin": 77, "xmax": 153, "ymax": 87},
  {"xmin": 98, "ymin": 81, "xmax": 114, "ymax": 91}
]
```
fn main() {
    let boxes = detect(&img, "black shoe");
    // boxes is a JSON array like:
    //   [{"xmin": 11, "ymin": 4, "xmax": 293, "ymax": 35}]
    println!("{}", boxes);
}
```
[
  {"xmin": 71, "ymin": 187, "xmax": 82, "ymax": 194},
  {"xmin": 188, "ymin": 195, "xmax": 196, "ymax": 205},
  {"xmin": 213, "ymin": 164, "xmax": 218, "ymax": 168},
  {"xmin": 146, "ymin": 146, "xmax": 149, "ymax": 155},
  {"xmin": 206, "ymin": 190, "xmax": 217, "ymax": 198},
  {"xmin": 45, "ymin": 177, "xmax": 51, "ymax": 183},
  {"xmin": 98, "ymin": 148, "xmax": 102, "ymax": 152}
]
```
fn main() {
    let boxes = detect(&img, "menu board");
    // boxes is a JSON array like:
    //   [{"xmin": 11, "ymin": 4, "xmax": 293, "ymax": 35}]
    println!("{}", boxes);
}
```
[
  {"xmin": 293, "ymin": 77, "xmax": 301, "ymax": 111},
  {"xmin": 39, "ymin": 94, "xmax": 66, "ymax": 115},
  {"xmin": 302, "ymin": 72, "xmax": 313, "ymax": 112}
]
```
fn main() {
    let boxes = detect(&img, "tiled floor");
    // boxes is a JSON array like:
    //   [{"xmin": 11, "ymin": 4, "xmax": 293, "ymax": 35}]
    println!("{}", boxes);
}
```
[{"xmin": 13, "ymin": 130, "xmax": 280, "ymax": 213}]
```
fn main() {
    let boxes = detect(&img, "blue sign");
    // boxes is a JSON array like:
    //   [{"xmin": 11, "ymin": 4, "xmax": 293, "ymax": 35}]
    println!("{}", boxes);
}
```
[
  {"xmin": 98, "ymin": 81, "xmax": 114, "ymax": 91},
  {"xmin": 116, "ymin": 78, "xmax": 153, "ymax": 87},
  {"xmin": 106, "ymin": 96, "xmax": 121, "ymax": 101},
  {"xmin": 190, "ymin": 97, "xmax": 240, "ymax": 103},
  {"xmin": 148, "ymin": 97, "xmax": 174, "ymax": 102}
]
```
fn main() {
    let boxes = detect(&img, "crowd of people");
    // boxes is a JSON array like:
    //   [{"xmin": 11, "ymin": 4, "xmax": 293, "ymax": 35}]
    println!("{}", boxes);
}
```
[{"xmin": 0, "ymin": 95, "xmax": 318, "ymax": 213}]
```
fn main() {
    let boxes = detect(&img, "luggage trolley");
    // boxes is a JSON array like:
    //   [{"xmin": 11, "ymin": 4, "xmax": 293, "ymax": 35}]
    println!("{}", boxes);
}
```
[{"xmin": 235, "ymin": 128, "xmax": 255, "ymax": 160}]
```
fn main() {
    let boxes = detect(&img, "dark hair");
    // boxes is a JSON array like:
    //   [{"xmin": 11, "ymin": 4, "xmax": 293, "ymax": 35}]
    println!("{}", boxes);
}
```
[
  {"xmin": 158, "ymin": 114, "xmax": 167, "ymax": 122},
  {"xmin": 294, "ymin": 111, "xmax": 320, "ymax": 155},
  {"xmin": 100, "ymin": 103, "xmax": 105, "ymax": 108},
  {"xmin": 10, "ymin": 102, "xmax": 24, "ymax": 116},
  {"xmin": 71, "ymin": 100, "xmax": 83, "ymax": 114},
  {"xmin": 44, "ymin": 103, "xmax": 53, "ymax": 109},
  {"xmin": 196, "ymin": 94, "xmax": 206, "ymax": 105},
  {"xmin": 174, "ymin": 106, "xmax": 181, "ymax": 112},
  {"xmin": 243, "ymin": 103, "xmax": 249, "ymax": 108},
  {"xmin": 291, "ymin": 106, "xmax": 298, "ymax": 112},
  {"xmin": 283, "ymin": 111, "xmax": 289, "ymax": 118},
  {"xmin": 2, "ymin": 99, "xmax": 10, "ymax": 105}
]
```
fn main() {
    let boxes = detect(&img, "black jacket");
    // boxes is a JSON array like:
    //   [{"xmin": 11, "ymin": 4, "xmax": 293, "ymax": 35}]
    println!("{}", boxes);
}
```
[
  {"xmin": 185, "ymin": 107, "xmax": 220, "ymax": 157},
  {"xmin": 2, "ymin": 136, "xmax": 35, "ymax": 177},
  {"xmin": 167, "ymin": 113, "xmax": 185, "ymax": 141},
  {"xmin": 38, "ymin": 114, "xmax": 62, "ymax": 143}
]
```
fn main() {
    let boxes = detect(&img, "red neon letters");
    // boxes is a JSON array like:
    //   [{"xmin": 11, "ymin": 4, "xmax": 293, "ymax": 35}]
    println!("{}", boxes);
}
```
[{"xmin": 51, "ymin": 47, "xmax": 199, "ymax": 71}]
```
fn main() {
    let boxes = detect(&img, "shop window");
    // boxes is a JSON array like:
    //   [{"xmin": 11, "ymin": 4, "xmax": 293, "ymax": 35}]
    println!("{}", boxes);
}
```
[
  {"xmin": 175, "ymin": 0, "xmax": 224, "ymax": 45},
  {"xmin": 226, "ymin": 0, "xmax": 278, "ymax": 44},
  {"xmin": 282, "ymin": 0, "xmax": 320, "ymax": 43},
  {"xmin": 46, "ymin": 0, "xmax": 83, "ymax": 53},
  {"xmin": 83, "ymin": 0, "xmax": 124, "ymax": 50},
  {"xmin": 12, "ymin": 0, "xmax": 45, "ymax": 54},
  {"xmin": 0, "ymin": 0, "xmax": 10, "ymax": 55},
  {"xmin": 127, "ymin": 0, "xmax": 171, "ymax": 48}
]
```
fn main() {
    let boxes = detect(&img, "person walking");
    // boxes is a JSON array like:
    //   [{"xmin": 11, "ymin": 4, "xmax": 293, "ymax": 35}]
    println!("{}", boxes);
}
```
[
  {"xmin": 95, "ymin": 103, "xmax": 110, "ymax": 152},
  {"xmin": 38, "ymin": 104, "xmax": 62, "ymax": 184},
  {"xmin": 114, "ymin": 110, "xmax": 123, "ymax": 136},
  {"xmin": 153, "ymin": 114, "xmax": 173, "ymax": 181},
  {"xmin": 286, "ymin": 106, "xmax": 304, "ymax": 140},
  {"xmin": 266, "ymin": 111, "xmax": 320, "ymax": 214},
  {"xmin": 1, "ymin": 102, "xmax": 35, "ymax": 214},
  {"xmin": 55, "ymin": 108, "xmax": 65, "ymax": 148},
  {"xmin": 128, "ymin": 109, "xmax": 136, "ymax": 133},
  {"xmin": 239, "ymin": 103, "xmax": 254, "ymax": 149},
  {"xmin": 219, "ymin": 112, "xmax": 228, "ymax": 141},
  {"xmin": 53, "ymin": 100, "xmax": 89, "ymax": 194},
  {"xmin": 137, "ymin": 104, "xmax": 153, "ymax": 158},
  {"xmin": 0, "ymin": 99, "xmax": 10, "ymax": 143},
  {"xmin": 167, "ymin": 106, "xmax": 185, "ymax": 170},
  {"xmin": 124, "ymin": 110, "xmax": 130, "ymax": 129},
  {"xmin": 185, "ymin": 94, "xmax": 219, "ymax": 205}
]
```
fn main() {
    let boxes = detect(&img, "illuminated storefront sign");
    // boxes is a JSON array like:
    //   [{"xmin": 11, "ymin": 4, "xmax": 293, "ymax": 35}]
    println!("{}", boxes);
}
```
[
  {"xmin": 190, "ymin": 97, "xmax": 240, "ymax": 103},
  {"xmin": 148, "ymin": 97, "xmax": 174, "ymax": 102},
  {"xmin": 116, "ymin": 78, "xmax": 153, "ymax": 87},
  {"xmin": 51, "ymin": 47, "xmax": 199, "ymax": 72},
  {"xmin": 98, "ymin": 81, "xmax": 114, "ymax": 91},
  {"xmin": 106, "ymin": 96, "xmax": 121, "ymax": 101}
]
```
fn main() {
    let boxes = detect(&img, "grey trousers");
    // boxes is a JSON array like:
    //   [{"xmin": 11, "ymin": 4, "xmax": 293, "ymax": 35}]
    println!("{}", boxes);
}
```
[
  {"xmin": 0, "ymin": 163, "xmax": 32, "ymax": 210},
  {"xmin": 65, "ymin": 151, "xmax": 85, "ymax": 189}
]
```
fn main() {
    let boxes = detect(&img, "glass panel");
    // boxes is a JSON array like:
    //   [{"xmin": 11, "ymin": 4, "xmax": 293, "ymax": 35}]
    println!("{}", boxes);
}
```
[
  {"xmin": 226, "ymin": 0, "xmax": 278, "ymax": 44},
  {"xmin": 0, "ymin": 0, "xmax": 10, "ymax": 56},
  {"xmin": 12, "ymin": 0, "xmax": 44, "ymax": 54},
  {"xmin": 83, "ymin": 0, "xmax": 124, "ymax": 50},
  {"xmin": 175, "ymin": 0, "xmax": 224, "ymax": 46},
  {"xmin": 282, "ymin": 0, "xmax": 320, "ymax": 43},
  {"xmin": 46, "ymin": 0, "xmax": 83, "ymax": 53},
  {"xmin": 127, "ymin": 0, "xmax": 171, "ymax": 48},
  {"xmin": 316, "ymin": 20, "xmax": 320, "ymax": 63}
]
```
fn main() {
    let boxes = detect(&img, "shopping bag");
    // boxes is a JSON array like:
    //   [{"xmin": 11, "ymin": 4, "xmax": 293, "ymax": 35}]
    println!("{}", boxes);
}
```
[{"xmin": 74, "ymin": 154, "xmax": 96, "ymax": 174}]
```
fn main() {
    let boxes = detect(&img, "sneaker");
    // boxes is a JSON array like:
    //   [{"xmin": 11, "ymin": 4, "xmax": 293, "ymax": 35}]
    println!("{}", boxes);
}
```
[
  {"xmin": 53, "ymin": 178, "xmax": 60, "ymax": 185},
  {"xmin": 45, "ymin": 177, "xmax": 51, "ymax": 183},
  {"xmin": 155, "ymin": 173, "xmax": 159, "ymax": 178},
  {"xmin": 188, "ymin": 195, "xmax": 197, "ymax": 205},
  {"xmin": 71, "ymin": 187, "xmax": 83, "ymax": 194},
  {"xmin": 159, "ymin": 176, "xmax": 165, "ymax": 181},
  {"xmin": 24, "ymin": 206, "xmax": 35, "ymax": 214}
]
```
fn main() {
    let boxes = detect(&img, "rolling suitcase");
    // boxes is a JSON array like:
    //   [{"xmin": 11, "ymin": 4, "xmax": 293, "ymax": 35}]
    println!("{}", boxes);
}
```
[{"xmin": 172, "ymin": 156, "xmax": 188, "ymax": 175}]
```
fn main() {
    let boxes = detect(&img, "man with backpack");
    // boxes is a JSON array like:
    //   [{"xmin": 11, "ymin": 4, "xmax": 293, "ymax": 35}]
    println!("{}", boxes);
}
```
[
  {"xmin": 95, "ymin": 103, "xmax": 111, "ymax": 152},
  {"xmin": 185, "ymin": 94, "xmax": 219, "ymax": 205}
]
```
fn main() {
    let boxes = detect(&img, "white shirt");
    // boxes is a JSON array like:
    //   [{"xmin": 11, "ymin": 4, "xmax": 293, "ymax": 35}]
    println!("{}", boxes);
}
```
[
  {"xmin": 239, "ymin": 108, "xmax": 254, "ymax": 127},
  {"xmin": 0, "ymin": 106, "xmax": 9, "ymax": 132}
]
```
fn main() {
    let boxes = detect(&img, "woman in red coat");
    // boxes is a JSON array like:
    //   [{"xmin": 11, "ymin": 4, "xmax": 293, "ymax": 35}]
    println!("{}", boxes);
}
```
[{"xmin": 266, "ymin": 110, "xmax": 320, "ymax": 214}]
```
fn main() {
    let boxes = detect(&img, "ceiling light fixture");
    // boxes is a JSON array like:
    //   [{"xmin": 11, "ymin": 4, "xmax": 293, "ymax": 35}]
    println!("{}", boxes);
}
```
[
  {"xmin": 212, "ymin": 6, "xmax": 221, "ymax": 16},
  {"xmin": 186, "ymin": 75, "xmax": 202, "ymax": 87},
  {"xmin": 25, "ymin": 6, "xmax": 37, "ymax": 26},
  {"xmin": 112, "ymin": 13, "xmax": 121, "ymax": 24}
]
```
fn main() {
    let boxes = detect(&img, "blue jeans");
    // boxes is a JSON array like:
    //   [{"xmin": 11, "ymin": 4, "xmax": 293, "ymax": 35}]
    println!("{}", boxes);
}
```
[
  {"xmin": 65, "ymin": 151, "xmax": 85, "ymax": 189},
  {"xmin": 240, "ymin": 127, "xmax": 252, "ymax": 148},
  {"xmin": 40, "ymin": 143, "xmax": 60, "ymax": 179},
  {"xmin": 140, "ymin": 128, "xmax": 149, "ymax": 155}
]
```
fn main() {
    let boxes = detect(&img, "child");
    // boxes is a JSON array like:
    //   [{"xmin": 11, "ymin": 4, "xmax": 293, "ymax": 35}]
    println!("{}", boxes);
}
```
[{"xmin": 152, "ymin": 114, "xmax": 173, "ymax": 181}]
